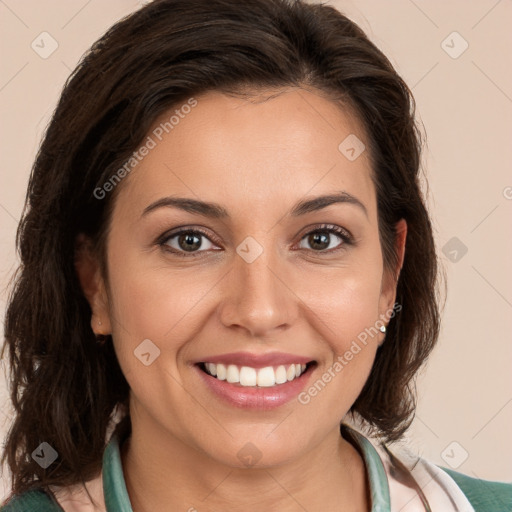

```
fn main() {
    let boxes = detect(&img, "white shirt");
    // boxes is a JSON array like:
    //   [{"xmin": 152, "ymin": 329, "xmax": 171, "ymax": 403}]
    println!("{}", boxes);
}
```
[{"xmin": 49, "ymin": 424, "xmax": 476, "ymax": 511}]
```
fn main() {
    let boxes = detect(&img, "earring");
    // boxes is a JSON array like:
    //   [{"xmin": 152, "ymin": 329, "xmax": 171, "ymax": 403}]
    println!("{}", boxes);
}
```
[
  {"xmin": 95, "ymin": 319, "xmax": 106, "ymax": 345},
  {"xmin": 379, "ymin": 325, "xmax": 386, "ymax": 333}
]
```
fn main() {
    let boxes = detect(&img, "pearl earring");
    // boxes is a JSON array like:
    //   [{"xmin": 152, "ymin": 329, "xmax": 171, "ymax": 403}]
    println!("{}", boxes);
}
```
[{"xmin": 379, "ymin": 325, "xmax": 386, "ymax": 333}]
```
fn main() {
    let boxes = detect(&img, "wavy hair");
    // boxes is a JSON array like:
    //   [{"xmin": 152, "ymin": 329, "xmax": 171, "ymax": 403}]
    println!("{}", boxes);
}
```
[{"xmin": 1, "ymin": 0, "xmax": 443, "ymax": 495}]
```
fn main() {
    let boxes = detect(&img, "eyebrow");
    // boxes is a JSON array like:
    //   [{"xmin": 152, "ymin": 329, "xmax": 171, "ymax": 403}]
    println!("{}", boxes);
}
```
[{"xmin": 141, "ymin": 191, "xmax": 368, "ymax": 219}]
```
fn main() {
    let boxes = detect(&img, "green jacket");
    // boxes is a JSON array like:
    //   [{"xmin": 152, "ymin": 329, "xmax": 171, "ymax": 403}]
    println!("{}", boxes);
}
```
[
  {"xmin": 2, "ymin": 469, "xmax": 512, "ymax": 511},
  {"xmin": 3, "ymin": 427, "xmax": 511, "ymax": 511}
]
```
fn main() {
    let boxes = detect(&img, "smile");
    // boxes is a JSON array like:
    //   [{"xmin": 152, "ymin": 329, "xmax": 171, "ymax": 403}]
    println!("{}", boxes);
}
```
[
  {"xmin": 193, "ymin": 351, "xmax": 316, "ymax": 409},
  {"xmin": 200, "ymin": 362, "xmax": 308, "ymax": 387}
]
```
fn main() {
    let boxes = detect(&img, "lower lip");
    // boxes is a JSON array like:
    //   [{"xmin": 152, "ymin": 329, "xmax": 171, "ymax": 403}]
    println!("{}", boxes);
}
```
[{"xmin": 195, "ymin": 364, "xmax": 314, "ymax": 410}]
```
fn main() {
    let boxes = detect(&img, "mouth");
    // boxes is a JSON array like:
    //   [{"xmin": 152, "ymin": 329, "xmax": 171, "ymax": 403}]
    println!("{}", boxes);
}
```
[
  {"xmin": 194, "ymin": 356, "xmax": 317, "ymax": 410},
  {"xmin": 198, "ymin": 361, "xmax": 315, "ymax": 387}
]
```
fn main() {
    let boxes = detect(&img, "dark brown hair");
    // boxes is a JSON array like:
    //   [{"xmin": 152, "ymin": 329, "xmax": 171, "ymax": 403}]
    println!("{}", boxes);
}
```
[{"xmin": 2, "ymin": 0, "xmax": 443, "ymax": 496}]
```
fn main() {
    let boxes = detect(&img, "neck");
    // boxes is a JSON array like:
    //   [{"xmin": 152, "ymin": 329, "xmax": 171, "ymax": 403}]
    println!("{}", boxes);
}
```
[{"xmin": 121, "ymin": 418, "xmax": 369, "ymax": 512}]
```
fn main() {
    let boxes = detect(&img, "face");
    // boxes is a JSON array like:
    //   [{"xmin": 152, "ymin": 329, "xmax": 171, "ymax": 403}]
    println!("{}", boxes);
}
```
[{"xmin": 77, "ymin": 87, "xmax": 406, "ymax": 468}]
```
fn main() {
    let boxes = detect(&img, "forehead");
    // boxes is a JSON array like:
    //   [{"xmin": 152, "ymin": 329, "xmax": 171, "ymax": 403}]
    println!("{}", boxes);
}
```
[{"xmin": 113, "ymin": 88, "xmax": 376, "ymax": 222}]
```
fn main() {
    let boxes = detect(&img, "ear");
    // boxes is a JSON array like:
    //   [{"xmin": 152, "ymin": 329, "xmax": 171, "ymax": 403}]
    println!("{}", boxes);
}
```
[
  {"xmin": 378, "ymin": 218, "xmax": 407, "ymax": 320},
  {"xmin": 74, "ymin": 233, "xmax": 112, "ymax": 336}
]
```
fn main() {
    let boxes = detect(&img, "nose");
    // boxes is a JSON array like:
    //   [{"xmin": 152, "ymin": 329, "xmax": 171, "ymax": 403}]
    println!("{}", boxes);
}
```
[{"xmin": 218, "ymin": 242, "xmax": 295, "ymax": 338}]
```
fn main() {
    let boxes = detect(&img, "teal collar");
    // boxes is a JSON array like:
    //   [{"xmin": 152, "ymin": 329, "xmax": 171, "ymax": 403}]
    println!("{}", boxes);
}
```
[
  {"xmin": 102, "ymin": 424, "xmax": 391, "ymax": 511},
  {"xmin": 102, "ymin": 434, "xmax": 133, "ymax": 512},
  {"xmin": 341, "ymin": 424, "xmax": 391, "ymax": 511}
]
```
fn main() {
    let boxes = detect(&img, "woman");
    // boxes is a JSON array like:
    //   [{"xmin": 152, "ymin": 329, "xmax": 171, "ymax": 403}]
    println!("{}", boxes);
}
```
[{"xmin": 1, "ymin": 0, "xmax": 511, "ymax": 510}]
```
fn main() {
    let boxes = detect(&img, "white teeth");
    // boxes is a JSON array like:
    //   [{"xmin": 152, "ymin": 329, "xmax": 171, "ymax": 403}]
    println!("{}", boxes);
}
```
[
  {"xmin": 275, "ymin": 365, "xmax": 287, "ymax": 384},
  {"xmin": 204, "ymin": 362, "xmax": 308, "ymax": 387},
  {"xmin": 239, "ymin": 366, "xmax": 257, "ymax": 386},
  {"xmin": 226, "ymin": 364, "xmax": 239, "ymax": 383},
  {"xmin": 257, "ymin": 366, "xmax": 276, "ymax": 387},
  {"xmin": 216, "ymin": 363, "xmax": 226, "ymax": 380}
]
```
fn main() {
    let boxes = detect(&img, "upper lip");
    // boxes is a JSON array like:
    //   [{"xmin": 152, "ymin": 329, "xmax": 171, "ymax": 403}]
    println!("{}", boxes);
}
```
[{"xmin": 195, "ymin": 351, "xmax": 314, "ymax": 368}]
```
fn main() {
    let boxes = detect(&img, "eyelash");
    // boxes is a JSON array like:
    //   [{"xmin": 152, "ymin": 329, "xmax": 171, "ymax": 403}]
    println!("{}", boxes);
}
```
[{"xmin": 157, "ymin": 224, "xmax": 354, "ymax": 258}]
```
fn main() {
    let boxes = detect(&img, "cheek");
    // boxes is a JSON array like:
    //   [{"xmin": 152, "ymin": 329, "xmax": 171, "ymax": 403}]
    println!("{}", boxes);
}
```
[
  {"xmin": 323, "ymin": 275, "xmax": 382, "ymax": 350},
  {"xmin": 295, "ymin": 280, "xmax": 382, "ymax": 424},
  {"xmin": 292, "ymin": 249, "xmax": 384, "ymax": 414},
  {"xmin": 105, "ymin": 260, "xmax": 203, "ymax": 422},
  {"xmin": 106, "ymin": 224, "xmax": 213, "ymax": 341},
  {"xmin": 109, "ymin": 268, "xmax": 205, "ymax": 340},
  {"xmin": 313, "ymin": 276, "xmax": 381, "ymax": 372},
  {"xmin": 104, "ymin": 242, "xmax": 231, "ymax": 413},
  {"xmin": 296, "ymin": 246, "xmax": 384, "ymax": 353}
]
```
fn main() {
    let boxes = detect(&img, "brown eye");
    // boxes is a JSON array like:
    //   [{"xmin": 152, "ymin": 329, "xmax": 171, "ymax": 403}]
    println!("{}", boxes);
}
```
[
  {"xmin": 161, "ymin": 228, "xmax": 218, "ymax": 256},
  {"xmin": 175, "ymin": 232, "xmax": 203, "ymax": 252},
  {"xmin": 297, "ymin": 225, "xmax": 353, "ymax": 253}
]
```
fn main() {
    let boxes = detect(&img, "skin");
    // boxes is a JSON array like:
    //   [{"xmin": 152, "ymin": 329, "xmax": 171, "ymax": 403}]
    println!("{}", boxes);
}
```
[{"xmin": 76, "ymin": 87, "xmax": 406, "ymax": 511}]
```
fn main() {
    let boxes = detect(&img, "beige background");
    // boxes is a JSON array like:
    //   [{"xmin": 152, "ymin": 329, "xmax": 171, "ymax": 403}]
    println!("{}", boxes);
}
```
[{"xmin": 1, "ymin": 0, "xmax": 511, "ymax": 499}]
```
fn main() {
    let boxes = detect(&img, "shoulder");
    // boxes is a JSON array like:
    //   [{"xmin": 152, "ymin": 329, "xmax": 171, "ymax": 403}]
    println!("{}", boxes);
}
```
[
  {"xmin": 438, "ymin": 466, "xmax": 512, "ymax": 512},
  {"xmin": 365, "ymin": 432, "xmax": 512, "ymax": 512},
  {"xmin": 1, "ymin": 470, "xmax": 105, "ymax": 512},
  {"xmin": 1, "ymin": 489, "xmax": 63, "ymax": 511}
]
